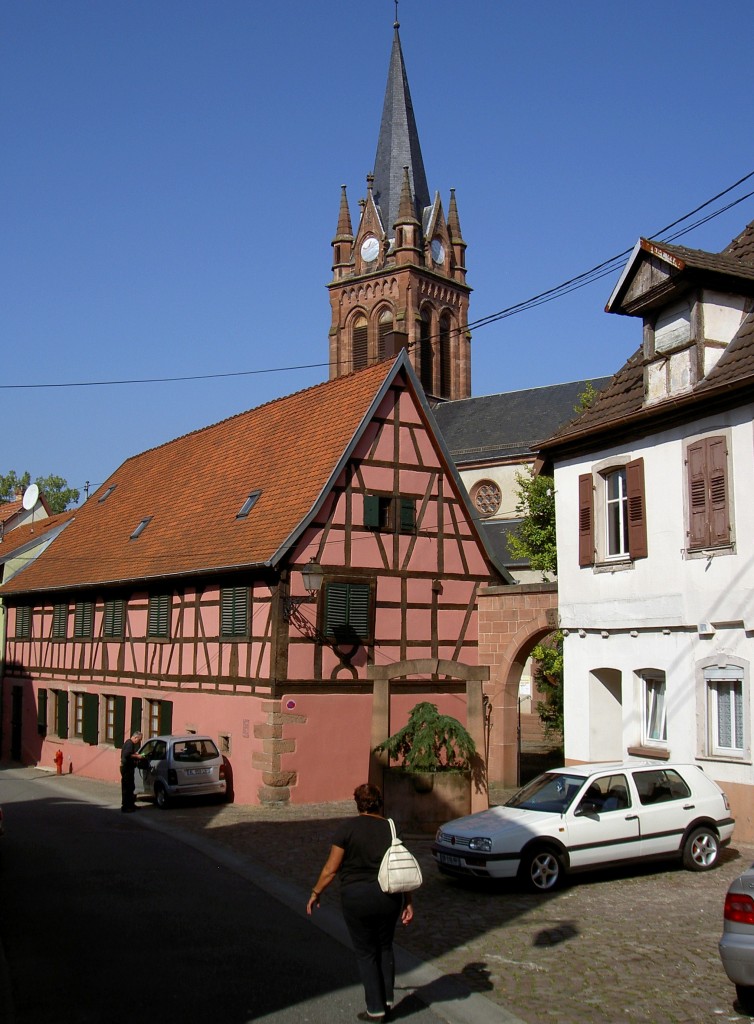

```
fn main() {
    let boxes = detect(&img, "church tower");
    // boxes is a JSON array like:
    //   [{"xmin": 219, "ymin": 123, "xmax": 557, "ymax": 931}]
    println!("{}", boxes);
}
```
[{"xmin": 328, "ymin": 17, "xmax": 471, "ymax": 401}]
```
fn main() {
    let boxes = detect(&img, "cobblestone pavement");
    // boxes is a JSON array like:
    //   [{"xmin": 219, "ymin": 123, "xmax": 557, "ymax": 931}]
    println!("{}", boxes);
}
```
[
  {"xmin": 16, "ymin": 769, "xmax": 754, "ymax": 1024},
  {"xmin": 145, "ymin": 784, "xmax": 754, "ymax": 1024}
]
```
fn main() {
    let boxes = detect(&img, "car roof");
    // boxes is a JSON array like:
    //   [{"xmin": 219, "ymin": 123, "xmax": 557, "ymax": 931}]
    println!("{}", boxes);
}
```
[
  {"xmin": 143, "ymin": 734, "xmax": 215, "ymax": 743},
  {"xmin": 549, "ymin": 760, "xmax": 694, "ymax": 778}
]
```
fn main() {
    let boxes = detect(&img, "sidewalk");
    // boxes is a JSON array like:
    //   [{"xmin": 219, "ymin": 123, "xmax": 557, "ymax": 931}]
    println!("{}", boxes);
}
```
[{"xmin": 9, "ymin": 768, "xmax": 754, "ymax": 1024}]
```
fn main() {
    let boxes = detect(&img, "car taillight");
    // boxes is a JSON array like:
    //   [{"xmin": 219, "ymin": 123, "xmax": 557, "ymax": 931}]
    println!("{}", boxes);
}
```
[
  {"xmin": 219, "ymin": 764, "xmax": 226, "ymax": 780},
  {"xmin": 724, "ymin": 892, "xmax": 754, "ymax": 925},
  {"xmin": 168, "ymin": 769, "xmax": 177, "ymax": 785}
]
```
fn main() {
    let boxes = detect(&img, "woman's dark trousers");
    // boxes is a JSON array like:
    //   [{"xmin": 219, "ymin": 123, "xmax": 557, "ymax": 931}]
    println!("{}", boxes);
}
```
[{"xmin": 341, "ymin": 882, "xmax": 402, "ymax": 1016}]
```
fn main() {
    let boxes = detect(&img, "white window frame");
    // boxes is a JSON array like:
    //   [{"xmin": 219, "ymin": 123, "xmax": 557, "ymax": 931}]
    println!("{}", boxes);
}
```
[
  {"xmin": 591, "ymin": 455, "xmax": 633, "ymax": 566},
  {"xmin": 604, "ymin": 467, "xmax": 629, "ymax": 559},
  {"xmin": 641, "ymin": 671, "xmax": 667, "ymax": 746},
  {"xmin": 696, "ymin": 657, "xmax": 750, "ymax": 763}
]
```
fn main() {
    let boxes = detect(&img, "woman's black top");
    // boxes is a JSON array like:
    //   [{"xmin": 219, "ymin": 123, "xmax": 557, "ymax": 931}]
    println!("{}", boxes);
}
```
[{"xmin": 332, "ymin": 815, "xmax": 392, "ymax": 886}]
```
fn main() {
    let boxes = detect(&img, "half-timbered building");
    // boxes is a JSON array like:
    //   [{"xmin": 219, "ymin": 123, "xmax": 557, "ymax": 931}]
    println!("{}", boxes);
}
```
[{"xmin": 1, "ymin": 354, "xmax": 506, "ymax": 804}]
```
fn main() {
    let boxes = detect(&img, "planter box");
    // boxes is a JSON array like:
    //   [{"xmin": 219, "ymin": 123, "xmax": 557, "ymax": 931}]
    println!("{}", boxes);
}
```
[{"xmin": 382, "ymin": 768, "xmax": 471, "ymax": 835}]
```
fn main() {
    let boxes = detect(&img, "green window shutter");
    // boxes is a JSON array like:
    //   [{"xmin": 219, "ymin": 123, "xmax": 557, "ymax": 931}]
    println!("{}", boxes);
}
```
[
  {"xmin": 104, "ymin": 600, "xmax": 125, "ymax": 638},
  {"xmin": 324, "ymin": 583, "xmax": 349, "ymax": 636},
  {"xmin": 37, "ymin": 689, "xmax": 48, "ymax": 736},
  {"xmin": 130, "ymin": 697, "xmax": 142, "ymax": 735},
  {"xmin": 56, "ymin": 691, "xmax": 69, "ymax": 739},
  {"xmin": 221, "ymin": 587, "xmax": 248, "ymax": 637},
  {"xmin": 82, "ymin": 694, "xmax": 99, "ymax": 745},
  {"xmin": 113, "ymin": 696, "xmax": 126, "ymax": 749},
  {"xmin": 52, "ymin": 604, "xmax": 68, "ymax": 638},
  {"xmin": 74, "ymin": 602, "xmax": 93, "ymax": 638},
  {"xmin": 16, "ymin": 606, "xmax": 31, "ymax": 638},
  {"xmin": 160, "ymin": 700, "xmax": 173, "ymax": 735},
  {"xmin": 347, "ymin": 584, "xmax": 371, "ymax": 639},
  {"xmin": 148, "ymin": 595, "xmax": 170, "ymax": 638},
  {"xmin": 399, "ymin": 498, "xmax": 416, "ymax": 533},
  {"xmin": 324, "ymin": 582, "xmax": 371, "ymax": 642},
  {"xmin": 364, "ymin": 494, "xmax": 381, "ymax": 529}
]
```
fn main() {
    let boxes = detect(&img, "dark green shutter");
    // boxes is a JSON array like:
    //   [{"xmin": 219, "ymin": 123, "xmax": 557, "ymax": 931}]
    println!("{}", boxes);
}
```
[
  {"xmin": 364, "ymin": 494, "xmax": 381, "ymax": 529},
  {"xmin": 130, "ymin": 697, "xmax": 142, "ymax": 735},
  {"xmin": 347, "ymin": 584, "xmax": 371, "ymax": 639},
  {"xmin": 324, "ymin": 582, "xmax": 371, "ymax": 641},
  {"xmin": 82, "ymin": 694, "xmax": 99, "ymax": 745},
  {"xmin": 221, "ymin": 587, "xmax": 248, "ymax": 637},
  {"xmin": 160, "ymin": 700, "xmax": 173, "ymax": 734},
  {"xmin": 104, "ymin": 600, "xmax": 125, "ymax": 637},
  {"xmin": 74, "ymin": 601, "xmax": 93, "ymax": 638},
  {"xmin": 399, "ymin": 498, "xmax": 416, "ymax": 533},
  {"xmin": 324, "ymin": 583, "xmax": 349, "ymax": 636},
  {"xmin": 37, "ymin": 689, "xmax": 48, "ymax": 736},
  {"xmin": 56, "ymin": 691, "xmax": 69, "ymax": 739},
  {"xmin": 113, "ymin": 696, "xmax": 126, "ymax": 749},
  {"xmin": 148, "ymin": 595, "xmax": 170, "ymax": 638}
]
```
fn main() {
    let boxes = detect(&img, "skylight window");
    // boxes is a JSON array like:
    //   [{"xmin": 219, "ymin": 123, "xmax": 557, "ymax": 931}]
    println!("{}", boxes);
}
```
[
  {"xmin": 98, "ymin": 485, "xmax": 117, "ymax": 503},
  {"xmin": 236, "ymin": 490, "xmax": 261, "ymax": 519},
  {"xmin": 130, "ymin": 516, "xmax": 152, "ymax": 540}
]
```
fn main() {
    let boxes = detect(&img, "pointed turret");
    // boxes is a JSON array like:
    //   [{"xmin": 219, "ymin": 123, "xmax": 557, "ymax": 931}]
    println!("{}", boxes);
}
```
[
  {"xmin": 372, "ymin": 19, "xmax": 430, "ymax": 239},
  {"xmin": 331, "ymin": 185, "xmax": 354, "ymax": 279},
  {"xmin": 448, "ymin": 188, "xmax": 467, "ymax": 282}
]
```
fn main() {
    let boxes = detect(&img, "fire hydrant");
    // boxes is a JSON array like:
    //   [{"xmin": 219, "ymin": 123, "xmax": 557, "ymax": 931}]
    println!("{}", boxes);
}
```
[{"xmin": 54, "ymin": 749, "xmax": 64, "ymax": 775}]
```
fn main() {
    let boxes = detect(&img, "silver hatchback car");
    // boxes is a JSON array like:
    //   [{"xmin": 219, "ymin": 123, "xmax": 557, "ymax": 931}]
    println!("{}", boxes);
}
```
[
  {"xmin": 136, "ymin": 734, "xmax": 227, "ymax": 808},
  {"xmin": 719, "ymin": 864, "xmax": 754, "ymax": 1013}
]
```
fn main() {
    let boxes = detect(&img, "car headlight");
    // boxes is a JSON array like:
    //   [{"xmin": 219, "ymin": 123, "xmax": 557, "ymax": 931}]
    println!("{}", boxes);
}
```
[{"xmin": 468, "ymin": 837, "xmax": 492, "ymax": 853}]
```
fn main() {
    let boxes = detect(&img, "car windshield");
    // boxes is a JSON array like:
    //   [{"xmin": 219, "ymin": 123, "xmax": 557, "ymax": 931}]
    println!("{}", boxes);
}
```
[
  {"xmin": 172, "ymin": 739, "xmax": 219, "ymax": 763},
  {"xmin": 505, "ymin": 772, "xmax": 585, "ymax": 813}
]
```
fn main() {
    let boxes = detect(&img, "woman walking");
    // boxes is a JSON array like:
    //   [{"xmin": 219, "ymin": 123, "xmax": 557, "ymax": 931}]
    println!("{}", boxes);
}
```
[{"xmin": 307, "ymin": 783, "xmax": 414, "ymax": 1021}]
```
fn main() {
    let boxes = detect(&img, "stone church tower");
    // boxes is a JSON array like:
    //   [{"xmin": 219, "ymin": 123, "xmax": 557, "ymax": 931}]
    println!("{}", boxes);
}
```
[{"xmin": 328, "ymin": 18, "xmax": 471, "ymax": 401}]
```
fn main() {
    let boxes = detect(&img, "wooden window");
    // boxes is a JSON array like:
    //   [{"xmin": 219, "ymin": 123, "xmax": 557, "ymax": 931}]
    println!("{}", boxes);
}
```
[
  {"xmin": 578, "ymin": 474, "xmax": 594, "ymax": 566},
  {"xmin": 74, "ymin": 601, "xmax": 94, "ymax": 639},
  {"xmin": 82, "ymin": 694, "xmax": 99, "ymax": 746},
  {"xmin": 106, "ymin": 695, "xmax": 126, "ymax": 747},
  {"xmin": 352, "ymin": 316, "xmax": 368, "ymax": 371},
  {"xmin": 103, "ymin": 599, "xmax": 125, "ymax": 638},
  {"xmin": 378, "ymin": 310, "xmax": 393, "ymax": 361},
  {"xmin": 398, "ymin": 497, "xmax": 416, "ymax": 534},
  {"xmin": 364, "ymin": 494, "xmax": 392, "ymax": 531},
  {"xmin": 52, "ymin": 603, "xmax": 69, "ymax": 639},
  {"xmin": 605, "ymin": 468, "xmax": 628, "ymax": 557},
  {"xmin": 73, "ymin": 693, "xmax": 85, "ymax": 737},
  {"xmin": 37, "ymin": 688, "xmax": 48, "ymax": 737},
  {"xmin": 148, "ymin": 594, "xmax": 171, "ymax": 639},
  {"xmin": 706, "ymin": 667, "xmax": 745, "ymax": 756},
  {"xmin": 147, "ymin": 699, "xmax": 173, "ymax": 737},
  {"xmin": 324, "ymin": 582, "xmax": 371, "ymax": 643},
  {"xmin": 687, "ymin": 435, "xmax": 730, "ymax": 549},
  {"xmin": 221, "ymin": 587, "xmax": 249, "ymax": 637},
  {"xmin": 626, "ymin": 458, "xmax": 648, "ymax": 559},
  {"xmin": 641, "ymin": 672, "xmax": 667, "ymax": 744},
  {"xmin": 130, "ymin": 697, "xmax": 143, "ymax": 737},
  {"xmin": 15, "ymin": 605, "xmax": 31, "ymax": 639}
]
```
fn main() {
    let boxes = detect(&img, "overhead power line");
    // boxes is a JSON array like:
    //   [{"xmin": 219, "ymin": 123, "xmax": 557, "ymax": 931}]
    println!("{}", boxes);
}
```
[{"xmin": 3, "ymin": 171, "xmax": 754, "ymax": 392}]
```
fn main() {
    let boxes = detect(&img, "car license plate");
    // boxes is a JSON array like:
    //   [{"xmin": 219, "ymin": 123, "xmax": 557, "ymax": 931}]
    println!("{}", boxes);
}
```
[
  {"xmin": 438, "ymin": 852, "xmax": 462, "ymax": 867},
  {"xmin": 186, "ymin": 768, "xmax": 211, "ymax": 776}
]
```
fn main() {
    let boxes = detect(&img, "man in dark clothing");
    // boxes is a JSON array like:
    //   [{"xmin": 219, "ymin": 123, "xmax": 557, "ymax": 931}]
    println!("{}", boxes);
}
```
[{"xmin": 120, "ymin": 731, "xmax": 144, "ymax": 812}]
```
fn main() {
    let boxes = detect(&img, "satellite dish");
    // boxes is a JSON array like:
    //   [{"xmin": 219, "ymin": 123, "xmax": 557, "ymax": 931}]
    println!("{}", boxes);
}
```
[{"xmin": 22, "ymin": 484, "xmax": 40, "ymax": 511}]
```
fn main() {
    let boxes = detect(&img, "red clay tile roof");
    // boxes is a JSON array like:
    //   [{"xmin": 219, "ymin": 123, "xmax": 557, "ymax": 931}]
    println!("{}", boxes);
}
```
[
  {"xmin": 1, "ymin": 360, "xmax": 399, "ymax": 595},
  {"xmin": 0, "ymin": 513, "xmax": 74, "ymax": 556},
  {"xmin": 0, "ymin": 499, "xmax": 23, "ymax": 526}
]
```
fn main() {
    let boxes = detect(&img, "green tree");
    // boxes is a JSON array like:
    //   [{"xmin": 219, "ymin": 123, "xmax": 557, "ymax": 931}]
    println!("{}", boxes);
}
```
[
  {"xmin": 573, "ymin": 380, "xmax": 598, "ymax": 415},
  {"xmin": 506, "ymin": 468, "xmax": 557, "ymax": 579},
  {"xmin": 531, "ymin": 631, "xmax": 564, "ymax": 740},
  {"xmin": 0, "ymin": 470, "xmax": 79, "ymax": 513}
]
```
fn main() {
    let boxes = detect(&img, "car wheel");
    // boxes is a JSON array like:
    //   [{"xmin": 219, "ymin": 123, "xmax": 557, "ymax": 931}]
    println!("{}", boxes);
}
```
[
  {"xmin": 154, "ymin": 783, "xmax": 170, "ymax": 810},
  {"xmin": 736, "ymin": 984, "xmax": 754, "ymax": 1014},
  {"xmin": 520, "ymin": 847, "xmax": 563, "ymax": 892},
  {"xmin": 682, "ymin": 826, "xmax": 719, "ymax": 871}
]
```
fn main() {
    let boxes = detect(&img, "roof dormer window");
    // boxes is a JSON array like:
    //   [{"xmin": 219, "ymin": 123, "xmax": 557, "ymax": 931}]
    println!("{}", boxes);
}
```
[
  {"xmin": 98, "ymin": 485, "xmax": 117, "ymax": 503},
  {"xmin": 653, "ymin": 299, "xmax": 691, "ymax": 354}
]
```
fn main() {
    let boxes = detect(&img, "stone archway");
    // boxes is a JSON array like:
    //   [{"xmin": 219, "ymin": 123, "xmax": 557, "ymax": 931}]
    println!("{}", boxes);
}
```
[
  {"xmin": 367, "ymin": 658, "xmax": 490, "ymax": 813},
  {"xmin": 478, "ymin": 582, "xmax": 559, "ymax": 787}
]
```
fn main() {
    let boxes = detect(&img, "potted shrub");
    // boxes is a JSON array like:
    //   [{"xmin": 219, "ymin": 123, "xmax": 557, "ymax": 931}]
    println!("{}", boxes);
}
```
[{"xmin": 373, "ymin": 701, "xmax": 483, "ymax": 833}]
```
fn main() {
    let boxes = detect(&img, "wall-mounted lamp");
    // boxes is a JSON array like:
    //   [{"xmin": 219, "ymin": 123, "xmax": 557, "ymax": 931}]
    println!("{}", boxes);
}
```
[{"xmin": 283, "ymin": 557, "xmax": 324, "ymax": 621}]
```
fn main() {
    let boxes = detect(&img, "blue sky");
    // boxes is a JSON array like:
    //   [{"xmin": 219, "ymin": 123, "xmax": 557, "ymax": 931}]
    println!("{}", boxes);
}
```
[{"xmin": 3, "ymin": 0, "xmax": 754, "ymax": 501}]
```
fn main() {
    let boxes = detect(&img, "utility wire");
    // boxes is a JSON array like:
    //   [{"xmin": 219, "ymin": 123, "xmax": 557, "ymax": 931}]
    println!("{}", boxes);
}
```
[{"xmin": 3, "ymin": 172, "xmax": 754, "ymax": 392}]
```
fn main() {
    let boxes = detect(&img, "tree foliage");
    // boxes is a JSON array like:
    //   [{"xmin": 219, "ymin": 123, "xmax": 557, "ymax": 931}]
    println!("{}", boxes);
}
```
[
  {"xmin": 373, "ymin": 701, "xmax": 477, "ymax": 772},
  {"xmin": 573, "ymin": 380, "xmax": 599, "ymax": 415},
  {"xmin": 0, "ymin": 470, "xmax": 79, "ymax": 514},
  {"xmin": 532, "ymin": 630, "xmax": 564, "ymax": 740},
  {"xmin": 506, "ymin": 468, "xmax": 557, "ymax": 579}
]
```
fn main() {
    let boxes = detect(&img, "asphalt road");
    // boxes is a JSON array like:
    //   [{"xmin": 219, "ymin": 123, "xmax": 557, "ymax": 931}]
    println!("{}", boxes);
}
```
[{"xmin": 0, "ymin": 769, "xmax": 460, "ymax": 1024}]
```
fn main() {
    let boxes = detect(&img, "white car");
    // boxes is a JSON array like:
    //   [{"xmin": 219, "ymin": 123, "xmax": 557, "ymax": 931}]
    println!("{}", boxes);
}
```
[
  {"xmin": 136, "ymin": 734, "xmax": 227, "ymax": 808},
  {"xmin": 433, "ymin": 761, "xmax": 734, "ymax": 891}
]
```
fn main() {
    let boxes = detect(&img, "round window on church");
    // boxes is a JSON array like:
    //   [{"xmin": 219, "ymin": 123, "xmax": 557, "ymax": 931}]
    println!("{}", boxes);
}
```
[{"xmin": 472, "ymin": 480, "xmax": 502, "ymax": 518}]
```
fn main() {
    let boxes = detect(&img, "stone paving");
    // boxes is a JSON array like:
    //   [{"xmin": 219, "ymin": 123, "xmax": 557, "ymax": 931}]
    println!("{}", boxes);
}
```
[{"xmin": 151, "ymin": 784, "xmax": 754, "ymax": 1024}]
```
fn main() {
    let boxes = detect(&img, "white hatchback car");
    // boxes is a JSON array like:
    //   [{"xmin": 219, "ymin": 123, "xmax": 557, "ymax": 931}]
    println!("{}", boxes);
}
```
[
  {"xmin": 433, "ymin": 761, "xmax": 734, "ymax": 891},
  {"xmin": 136, "ymin": 734, "xmax": 227, "ymax": 808}
]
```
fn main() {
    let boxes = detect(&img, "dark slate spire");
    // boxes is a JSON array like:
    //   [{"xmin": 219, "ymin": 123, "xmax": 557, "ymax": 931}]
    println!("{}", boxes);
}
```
[{"xmin": 372, "ymin": 19, "xmax": 430, "ymax": 240}]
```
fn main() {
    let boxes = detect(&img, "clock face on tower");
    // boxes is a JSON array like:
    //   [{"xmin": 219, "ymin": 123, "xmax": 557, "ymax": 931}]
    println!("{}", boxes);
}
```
[
  {"xmin": 431, "ymin": 239, "xmax": 446, "ymax": 265},
  {"xmin": 360, "ymin": 236, "xmax": 380, "ymax": 263}
]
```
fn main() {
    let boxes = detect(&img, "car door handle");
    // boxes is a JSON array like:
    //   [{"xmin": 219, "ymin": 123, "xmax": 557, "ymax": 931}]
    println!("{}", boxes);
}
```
[
  {"xmin": 626, "ymin": 814, "xmax": 639, "ymax": 820},
  {"xmin": 683, "ymin": 804, "xmax": 695, "ymax": 810}
]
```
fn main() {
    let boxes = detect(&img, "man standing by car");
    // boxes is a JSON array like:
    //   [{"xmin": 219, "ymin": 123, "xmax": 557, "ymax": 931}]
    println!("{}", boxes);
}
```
[{"xmin": 120, "ymin": 731, "xmax": 143, "ymax": 813}]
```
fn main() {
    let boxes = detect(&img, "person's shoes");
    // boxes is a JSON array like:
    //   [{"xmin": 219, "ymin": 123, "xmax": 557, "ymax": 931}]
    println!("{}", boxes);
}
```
[{"xmin": 357, "ymin": 1013, "xmax": 385, "ymax": 1022}]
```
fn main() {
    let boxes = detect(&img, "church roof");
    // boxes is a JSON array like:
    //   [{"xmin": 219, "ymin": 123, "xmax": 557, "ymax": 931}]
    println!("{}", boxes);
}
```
[
  {"xmin": 372, "ymin": 21, "xmax": 430, "ymax": 237},
  {"xmin": 431, "ymin": 377, "xmax": 611, "ymax": 466}
]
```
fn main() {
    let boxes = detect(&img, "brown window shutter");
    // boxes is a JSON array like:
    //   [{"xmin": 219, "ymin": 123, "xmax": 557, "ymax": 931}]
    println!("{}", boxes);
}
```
[
  {"xmin": 626, "ymin": 458, "xmax": 648, "ymax": 559},
  {"xmin": 707, "ymin": 436, "xmax": 730, "ymax": 546},
  {"xmin": 686, "ymin": 440, "xmax": 708, "ymax": 549},
  {"xmin": 578, "ymin": 473, "xmax": 594, "ymax": 566}
]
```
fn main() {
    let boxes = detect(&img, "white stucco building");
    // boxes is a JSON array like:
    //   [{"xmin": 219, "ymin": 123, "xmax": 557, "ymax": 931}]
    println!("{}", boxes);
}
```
[{"xmin": 539, "ymin": 221, "xmax": 754, "ymax": 842}]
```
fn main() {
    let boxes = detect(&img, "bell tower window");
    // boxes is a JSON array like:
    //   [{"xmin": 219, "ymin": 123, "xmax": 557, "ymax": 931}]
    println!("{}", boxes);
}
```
[
  {"xmin": 419, "ymin": 311, "xmax": 433, "ymax": 392},
  {"xmin": 378, "ymin": 310, "xmax": 393, "ymax": 361},
  {"xmin": 352, "ymin": 316, "xmax": 368, "ymax": 371},
  {"xmin": 439, "ymin": 314, "xmax": 452, "ymax": 397}
]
